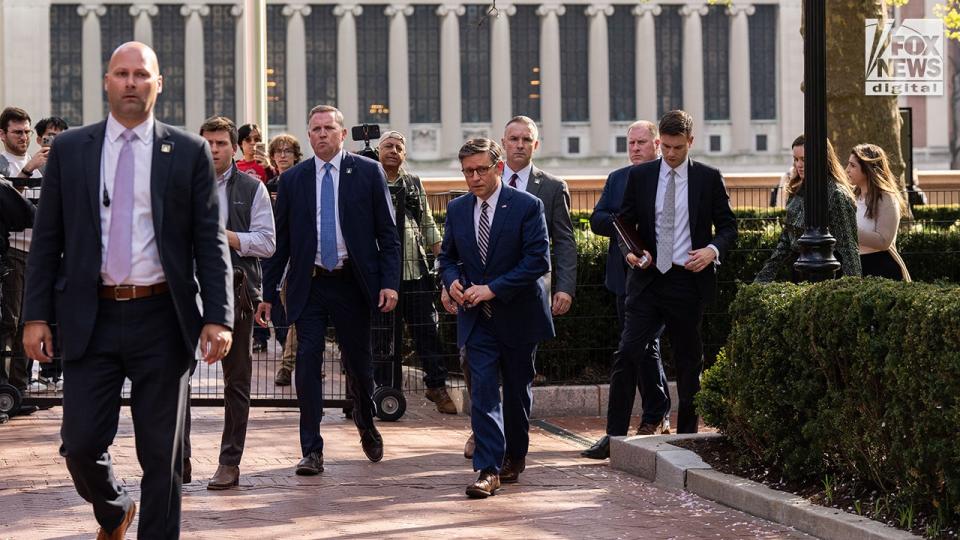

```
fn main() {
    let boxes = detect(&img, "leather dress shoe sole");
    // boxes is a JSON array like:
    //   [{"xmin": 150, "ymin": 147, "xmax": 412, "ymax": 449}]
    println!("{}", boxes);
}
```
[{"xmin": 96, "ymin": 501, "xmax": 136, "ymax": 540}]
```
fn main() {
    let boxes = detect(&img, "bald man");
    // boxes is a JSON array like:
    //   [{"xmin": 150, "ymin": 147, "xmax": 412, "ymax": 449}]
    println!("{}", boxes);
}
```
[{"xmin": 23, "ymin": 42, "xmax": 233, "ymax": 538}]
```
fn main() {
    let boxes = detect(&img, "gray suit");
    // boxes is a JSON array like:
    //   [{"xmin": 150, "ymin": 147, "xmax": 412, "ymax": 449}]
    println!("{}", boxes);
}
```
[{"xmin": 526, "ymin": 166, "xmax": 577, "ymax": 297}]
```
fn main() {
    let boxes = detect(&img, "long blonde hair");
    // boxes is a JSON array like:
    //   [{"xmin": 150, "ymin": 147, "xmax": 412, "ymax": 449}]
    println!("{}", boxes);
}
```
[
  {"xmin": 786, "ymin": 135, "xmax": 856, "ymax": 203},
  {"xmin": 850, "ymin": 143, "xmax": 908, "ymax": 219}
]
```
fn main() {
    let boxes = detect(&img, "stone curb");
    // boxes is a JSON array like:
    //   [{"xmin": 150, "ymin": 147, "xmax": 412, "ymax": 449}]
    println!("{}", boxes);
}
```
[{"xmin": 609, "ymin": 434, "xmax": 921, "ymax": 540}]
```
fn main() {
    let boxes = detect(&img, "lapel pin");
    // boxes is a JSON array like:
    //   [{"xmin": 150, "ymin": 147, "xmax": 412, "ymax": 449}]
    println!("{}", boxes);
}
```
[
  {"xmin": 501, "ymin": 204, "xmax": 507, "ymax": 208},
  {"xmin": 345, "ymin": 168, "xmax": 353, "ymax": 174},
  {"xmin": 160, "ymin": 142, "xmax": 173, "ymax": 153}
]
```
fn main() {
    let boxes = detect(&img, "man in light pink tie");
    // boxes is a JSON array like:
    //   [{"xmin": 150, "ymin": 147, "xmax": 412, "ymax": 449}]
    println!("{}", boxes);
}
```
[{"xmin": 22, "ymin": 42, "xmax": 234, "ymax": 539}]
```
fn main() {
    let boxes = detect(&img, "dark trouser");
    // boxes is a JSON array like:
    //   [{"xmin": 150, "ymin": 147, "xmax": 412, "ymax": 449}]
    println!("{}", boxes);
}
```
[
  {"xmin": 606, "ymin": 294, "xmax": 669, "ymax": 435},
  {"xmin": 296, "ymin": 271, "xmax": 376, "ymax": 456},
  {"xmin": 184, "ymin": 302, "xmax": 253, "ymax": 466},
  {"xmin": 861, "ymin": 251, "xmax": 905, "ymax": 280},
  {"xmin": 374, "ymin": 275, "xmax": 447, "ymax": 389},
  {"xmin": 60, "ymin": 293, "xmax": 190, "ymax": 539},
  {"xmin": 616, "ymin": 268, "xmax": 705, "ymax": 434},
  {"xmin": 466, "ymin": 317, "xmax": 537, "ymax": 473},
  {"xmin": 1, "ymin": 248, "xmax": 28, "ymax": 390}
]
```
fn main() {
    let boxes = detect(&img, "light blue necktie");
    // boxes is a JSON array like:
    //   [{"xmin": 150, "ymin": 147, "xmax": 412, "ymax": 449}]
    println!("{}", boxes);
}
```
[{"xmin": 319, "ymin": 162, "xmax": 338, "ymax": 270}]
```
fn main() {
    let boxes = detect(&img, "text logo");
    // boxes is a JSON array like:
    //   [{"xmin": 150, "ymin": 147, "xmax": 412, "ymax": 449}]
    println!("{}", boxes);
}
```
[{"xmin": 865, "ymin": 18, "xmax": 944, "ymax": 96}]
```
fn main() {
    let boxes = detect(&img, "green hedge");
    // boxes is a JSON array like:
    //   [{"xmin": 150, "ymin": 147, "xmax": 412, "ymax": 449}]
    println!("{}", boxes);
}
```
[{"xmin": 698, "ymin": 280, "xmax": 960, "ymax": 530}]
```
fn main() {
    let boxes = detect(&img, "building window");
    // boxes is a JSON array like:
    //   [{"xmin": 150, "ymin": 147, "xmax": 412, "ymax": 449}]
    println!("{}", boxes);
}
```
[
  {"xmin": 357, "ymin": 7, "xmax": 389, "ymax": 124},
  {"xmin": 459, "ymin": 5, "xmax": 491, "ymax": 123},
  {"xmin": 408, "ymin": 5, "xmax": 440, "ymax": 123},
  {"xmin": 266, "ymin": 5, "xmax": 286, "ymax": 126},
  {"xmin": 559, "ymin": 6, "xmax": 588, "ymax": 122},
  {"xmin": 50, "ymin": 5, "xmax": 83, "ymax": 127},
  {"xmin": 151, "ymin": 5, "xmax": 185, "ymax": 126},
  {"xmin": 756, "ymin": 134, "xmax": 768, "ymax": 152},
  {"xmin": 615, "ymin": 136, "xmax": 627, "ymax": 154},
  {"xmin": 567, "ymin": 136, "xmax": 580, "ymax": 154},
  {"xmin": 655, "ymin": 5, "xmax": 683, "ymax": 117},
  {"xmin": 608, "ymin": 5, "xmax": 635, "ymax": 122},
  {"xmin": 702, "ymin": 6, "xmax": 729, "ymax": 120},
  {"xmin": 511, "ymin": 5, "xmax": 540, "ymax": 121},
  {"xmin": 709, "ymin": 134, "xmax": 722, "ymax": 152},
  {"xmin": 750, "ymin": 5, "xmax": 778, "ymax": 120},
  {"xmin": 101, "ymin": 5, "xmax": 135, "ymax": 120},
  {"xmin": 204, "ymin": 5, "xmax": 236, "ymax": 120},
  {"xmin": 305, "ymin": 5, "xmax": 338, "ymax": 112}
]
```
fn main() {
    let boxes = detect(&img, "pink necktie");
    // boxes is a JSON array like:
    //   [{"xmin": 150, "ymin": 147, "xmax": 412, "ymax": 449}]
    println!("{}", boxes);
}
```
[{"xmin": 105, "ymin": 129, "xmax": 137, "ymax": 284}]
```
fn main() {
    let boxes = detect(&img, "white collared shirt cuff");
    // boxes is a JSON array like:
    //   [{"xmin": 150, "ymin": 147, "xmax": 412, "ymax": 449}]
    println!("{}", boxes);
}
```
[{"xmin": 708, "ymin": 244, "xmax": 720, "ymax": 265}]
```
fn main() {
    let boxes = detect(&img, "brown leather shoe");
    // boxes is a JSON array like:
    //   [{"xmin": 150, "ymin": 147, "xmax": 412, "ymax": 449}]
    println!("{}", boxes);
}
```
[
  {"xmin": 274, "ymin": 367, "xmax": 292, "ymax": 386},
  {"xmin": 96, "ymin": 501, "xmax": 136, "ymax": 540},
  {"xmin": 636, "ymin": 418, "xmax": 671, "ymax": 436},
  {"xmin": 500, "ymin": 456, "xmax": 526, "ymax": 484},
  {"xmin": 425, "ymin": 387, "xmax": 457, "ymax": 414},
  {"xmin": 463, "ymin": 432, "xmax": 476, "ymax": 459},
  {"xmin": 207, "ymin": 464, "xmax": 240, "ymax": 490},
  {"xmin": 466, "ymin": 470, "xmax": 500, "ymax": 498}
]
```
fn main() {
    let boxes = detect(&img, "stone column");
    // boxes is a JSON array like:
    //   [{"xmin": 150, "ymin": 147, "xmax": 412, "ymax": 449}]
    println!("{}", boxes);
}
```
[
  {"xmin": 778, "ymin": 0, "xmax": 803, "ymax": 149},
  {"xmin": 679, "ymin": 4, "xmax": 708, "ymax": 151},
  {"xmin": 78, "ymin": 4, "xmax": 106, "ymax": 124},
  {"xmin": 586, "ymin": 4, "xmax": 613, "ymax": 155},
  {"xmin": 727, "ymin": 4, "xmax": 754, "ymax": 154},
  {"xmin": 334, "ymin": 4, "xmax": 362, "ymax": 131},
  {"xmin": 182, "ymin": 5, "xmax": 209, "ymax": 131},
  {"xmin": 232, "ymin": 5, "xmax": 246, "ymax": 122},
  {"xmin": 386, "ymin": 4, "xmax": 414, "ymax": 137},
  {"xmin": 536, "ymin": 3, "xmax": 564, "ymax": 157},
  {"xmin": 130, "ymin": 4, "xmax": 158, "ymax": 48},
  {"xmin": 437, "ymin": 4, "xmax": 464, "ymax": 156},
  {"xmin": 633, "ymin": 4, "xmax": 660, "ymax": 123},
  {"xmin": 284, "ymin": 4, "xmax": 311, "ymax": 144},
  {"xmin": 489, "ymin": 4, "xmax": 515, "ymax": 136}
]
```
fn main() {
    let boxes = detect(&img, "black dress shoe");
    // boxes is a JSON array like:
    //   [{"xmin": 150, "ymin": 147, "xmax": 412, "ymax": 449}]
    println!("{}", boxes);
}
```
[
  {"xmin": 296, "ymin": 451, "xmax": 324, "ymax": 475},
  {"xmin": 500, "ymin": 456, "xmax": 526, "ymax": 484},
  {"xmin": 360, "ymin": 427, "xmax": 383, "ymax": 463},
  {"xmin": 580, "ymin": 435, "xmax": 610, "ymax": 460},
  {"xmin": 183, "ymin": 459, "xmax": 192, "ymax": 484}
]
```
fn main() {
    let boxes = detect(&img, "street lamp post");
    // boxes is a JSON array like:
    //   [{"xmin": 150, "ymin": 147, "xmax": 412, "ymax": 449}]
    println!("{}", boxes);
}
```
[{"xmin": 794, "ymin": 0, "xmax": 841, "ymax": 281}]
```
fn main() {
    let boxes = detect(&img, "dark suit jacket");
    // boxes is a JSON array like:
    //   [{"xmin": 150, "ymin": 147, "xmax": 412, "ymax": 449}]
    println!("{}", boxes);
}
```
[
  {"xmin": 589, "ymin": 164, "xmax": 631, "ymax": 296},
  {"xmin": 619, "ymin": 158, "xmax": 737, "ymax": 304},
  {"xmin": 526, "ymin": 166, "xmax": 577, "ymax": 297},
  {"xmin": 23, "ymin": 120, "xmax": 234, "ymax": 361},
  {"xmin": 262, "ymin": 151, "xmax": 400, "ymax": 323},
  {"xmin": 438, "ymin": 184, "xmax": 554, "ymax": 348}
]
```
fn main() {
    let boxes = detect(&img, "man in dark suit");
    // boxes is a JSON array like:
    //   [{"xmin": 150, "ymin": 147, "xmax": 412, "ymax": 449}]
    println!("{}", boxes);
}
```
[
  {"xmin": 256, "ymin": 105, "xmax": 400, "ymax": 475},
  {"xmin": 583, "ymin": 121, "xmax": 672, "ymax": 460},
  {"xmin": 438, "ymin": 138, "xmax": 553, "ymax": 498},
  {"xmin": 584, "ymin": 110, "xmax": 736, "ymax": 445},
  {"xmin": 22, "ymin": 42, "xmax": 234, "ymax": 539}
]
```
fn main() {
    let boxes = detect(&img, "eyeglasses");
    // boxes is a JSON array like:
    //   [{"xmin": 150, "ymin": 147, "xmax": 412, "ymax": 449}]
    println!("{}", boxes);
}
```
[
  {"xmin": 4, "ymin": 129, "xmax": 32, "ymax": 138},
  {"xmin": 273, "ymin": 148, "xmax": 295, "ymax": 156},
  {"xmin": 461, "ymin": 164, "xmax": 495, "ymax": 178}
]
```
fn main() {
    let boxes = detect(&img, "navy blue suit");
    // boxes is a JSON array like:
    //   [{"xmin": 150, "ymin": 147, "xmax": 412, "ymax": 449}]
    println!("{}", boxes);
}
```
[
  {"xmin": 262, "ymin": 151, "xmax": 400, "ymax": 456},
  {"xmin": 438, "ymin": 184, "xmax": 553, "ymax": 473},
  {"xmin": 590, "ymin": 165, "xmax": 630, "ymax": 298}
]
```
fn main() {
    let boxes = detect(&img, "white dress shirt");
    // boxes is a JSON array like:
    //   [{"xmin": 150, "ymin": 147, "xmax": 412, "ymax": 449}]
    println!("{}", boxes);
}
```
[
  {"xmin": 314, "ymin": 151, "xmax": 348, "ymax": 268},
  {"xmin": 502, "ymin": 162, "xmax": 532, "ymax": 192},
  {"xmin": 474, "ymin": 181, "xmax": 503, "ymax": 247},
  {"xmin": 3, "ymin": 150, "xmax": 42, "ymax": 253},
  {"xmin": 99, "ymin": 114, "xmax": 165, "ymax": 286},
  {"xmin": 217, "ymin": 164, "xmax": 276, "ymax": 258},
  {"xmin": 655, "ymin": 159, "xmax": 721, "ymax": 267}
]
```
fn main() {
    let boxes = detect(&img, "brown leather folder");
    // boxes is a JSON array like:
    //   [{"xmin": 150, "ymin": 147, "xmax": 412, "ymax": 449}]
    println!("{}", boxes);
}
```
[{"xmin": 613, "ymin": 214, "xmax": 647, "ymax": 255}]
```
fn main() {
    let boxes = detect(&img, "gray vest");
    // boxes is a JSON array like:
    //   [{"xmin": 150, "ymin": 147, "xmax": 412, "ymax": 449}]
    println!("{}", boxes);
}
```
[{"xmin": 225, "ymin": 166, "xmax": 264, "ymax": 304}]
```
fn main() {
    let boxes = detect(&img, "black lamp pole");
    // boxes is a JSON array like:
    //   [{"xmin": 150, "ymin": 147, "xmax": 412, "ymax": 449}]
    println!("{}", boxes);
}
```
[{"xmin": 794, "ymin": 0, "xmax": 841, "ymax": 281}]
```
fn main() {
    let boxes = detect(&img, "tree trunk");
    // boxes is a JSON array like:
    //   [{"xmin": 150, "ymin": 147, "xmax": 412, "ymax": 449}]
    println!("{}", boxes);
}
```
[{"xmin": 824, "ymin": 0, "xmax": 905, "ymax": 184}]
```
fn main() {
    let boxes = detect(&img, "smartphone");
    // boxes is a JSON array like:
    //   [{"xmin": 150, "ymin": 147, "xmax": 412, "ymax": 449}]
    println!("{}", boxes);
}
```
[
  {"xmin": 254, "ymin": 142, "xmax": 266, "ymax": 154},
  {"xmin": 41, "ymin": 134, "xmax": 55, "ymax": 147}
]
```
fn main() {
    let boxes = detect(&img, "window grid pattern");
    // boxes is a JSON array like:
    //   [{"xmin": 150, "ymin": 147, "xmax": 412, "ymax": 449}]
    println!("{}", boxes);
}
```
[
  {"xmin": 204, "ymin": 5, "xmax": 236, "ymax": 119},
  {"xmin": 559, "ymin": 5, "xmax": 588, "ymax": 121},
  {"xmin": 608, "ymin": 5, "xmax": 635, "ymax": 121},
  {"xmin": 749, "ymin": 5, "xmax": 778, "ymax": 120},
  {"xmin": 459, "ymin": 5, "xmax": 491, "ymax": 123},
  {"xmin": 101, "ymin": 4, "xmax": 135, "ymax": 120},
  {"xmin": 50, "ymin": 4, "xmax": 83, "ymax": 127},
  {"xmin": 357, "ymin": 6, "xmax": 390, "ymax": 124},
  {"xmin": 151, "ymin": 5, "xmax": 185, "ymax": 126},
  {"xmin": 702, "ymin": 6, "xmax": 729, "ymax": 120},
  {"xmin": 655, "ymin": 5, "xmax": 683, "ymax": 117},
  {"xmin": 408, "ymin": 6, "xmax": 441, "ymax": 123},
  {"xmin": 305, "ymin": 5, "xmax": 338, "ymax": 111},
  {"xmin": 266, "ymin": 4, "xmax": 286, "ymax": 125},
  {"xmin": 510, "ymin": 5, "xmax": 540, "ymax": 121}
]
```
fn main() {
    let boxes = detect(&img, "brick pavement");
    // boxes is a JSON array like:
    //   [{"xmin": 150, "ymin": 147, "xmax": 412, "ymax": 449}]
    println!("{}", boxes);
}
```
[{"xmin": 0, "ymin": 398, "xmax": 811, "ymax": 539}]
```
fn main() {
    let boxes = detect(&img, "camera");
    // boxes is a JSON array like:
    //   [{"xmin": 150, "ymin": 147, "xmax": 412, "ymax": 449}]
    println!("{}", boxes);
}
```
[{"xmin": 351, "ymin": 124, "xmax": 381, "ymax": 161}]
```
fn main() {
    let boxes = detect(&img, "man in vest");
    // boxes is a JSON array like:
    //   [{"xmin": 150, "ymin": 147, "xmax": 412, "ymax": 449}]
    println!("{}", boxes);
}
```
[{"xmin": 186, "ymin": 116, "xmax": 276, "ymax": 489}]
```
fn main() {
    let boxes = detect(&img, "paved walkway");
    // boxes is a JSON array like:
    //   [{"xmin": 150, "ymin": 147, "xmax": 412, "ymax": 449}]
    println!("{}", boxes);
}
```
[{"xmin": 0, "ymin": 398, "xmax": 811, "ymax": 539}]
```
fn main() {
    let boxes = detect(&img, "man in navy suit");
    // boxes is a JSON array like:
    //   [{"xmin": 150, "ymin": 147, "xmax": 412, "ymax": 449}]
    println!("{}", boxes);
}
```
[
  {"xmin": 22, "ymin": 42, "xmax": 234, "ymax": 538},
  {"xmin": 583, "ymin": 121, "xmax": 672, "ymax": 460},
  {"xmin": 256, "ymin": 105, "xmax": 400, "ymax": 475},
  {"xmin": 438, "ymin": 138, "xmax": 553, "ymax": 498},
  {"xmin": 586, "ymin": 110, "xmax": 737, "ymax": 440}
]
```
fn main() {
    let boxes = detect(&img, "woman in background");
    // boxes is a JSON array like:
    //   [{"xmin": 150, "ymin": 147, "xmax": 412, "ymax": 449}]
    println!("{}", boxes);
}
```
[{"xmin": 236, "ymin": 123, "xmax": 275, "ymax": 183}]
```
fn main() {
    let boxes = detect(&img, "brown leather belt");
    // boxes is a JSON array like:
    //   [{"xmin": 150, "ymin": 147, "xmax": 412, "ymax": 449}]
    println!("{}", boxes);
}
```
[
  {"xmin": 313, "ymin": 260, "xmax": 349, "ymax": 278},
  {"xmin": 99, "ymin": 282, "xmax": 170, "ymax": 301}
]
